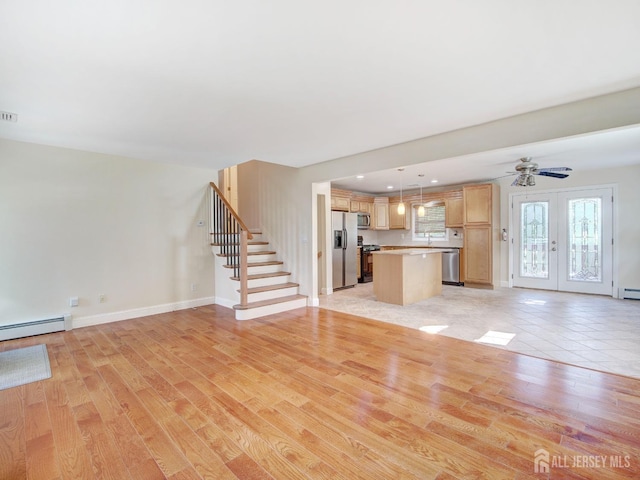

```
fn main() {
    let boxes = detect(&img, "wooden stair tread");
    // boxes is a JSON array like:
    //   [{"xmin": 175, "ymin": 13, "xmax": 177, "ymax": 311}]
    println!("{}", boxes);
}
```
[
  {"xmin": 240, "ymin": 282, "xmax": 299, "ymax": 294},
  {"xmin": 230, "ymin": 272, "xmax": 291, "ymax": 281},
  {"xmin": 223, "ymin": 260, "xmax": 283, "ymax": 269},
  {"xmin": 233, "ymin": 294, "xmax": 307, "ymax": 311},
  {"xmin": 217, "ymin": 250, "xmax": 276, "ymax": 257}
]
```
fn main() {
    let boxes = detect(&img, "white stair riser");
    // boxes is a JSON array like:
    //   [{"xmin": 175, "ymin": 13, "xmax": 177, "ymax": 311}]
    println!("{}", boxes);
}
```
[
  {"xmin": 246, "ymin": 264, "xmax": 283, "ymax": 275},
  {"xmin": 246, "ymin": 276, "xmax": 291, "ymax": 288},
  {"xmin": 247, "ymin": 254, "xmax": 277, "ymax": 263},
  {"xmin": 247, "ymin": 287, "xmax": 299, "ymax": 303},
  {"xmin": 235, "ymin": 298, "xmax": 308, "ymax": 320}
]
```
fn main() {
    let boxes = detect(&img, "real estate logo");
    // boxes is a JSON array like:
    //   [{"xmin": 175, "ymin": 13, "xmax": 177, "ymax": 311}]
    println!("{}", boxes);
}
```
[
  {"xmin": 534, "ymin": 448, "xmax": 632, "ymax": 474},
  {"xmin": 534, "ymin": 449, "xmax": 550, "ymax": 473}
]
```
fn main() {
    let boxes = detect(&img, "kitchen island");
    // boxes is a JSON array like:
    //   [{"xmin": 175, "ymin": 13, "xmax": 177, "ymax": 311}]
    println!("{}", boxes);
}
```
[{"xmin": 372, "ymin": 249, "xmax": 443, "ymax": 305}]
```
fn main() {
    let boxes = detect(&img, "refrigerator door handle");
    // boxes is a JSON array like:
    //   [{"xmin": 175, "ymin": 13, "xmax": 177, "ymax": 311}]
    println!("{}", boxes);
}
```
[{"xmin": 343, "ymin": 228, "xmax": 347, "ymax": 249}]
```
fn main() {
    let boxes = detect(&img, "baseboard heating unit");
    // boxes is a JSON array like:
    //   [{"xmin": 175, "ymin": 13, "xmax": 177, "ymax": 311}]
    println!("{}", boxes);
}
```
[
  {"xmin": 619, "ymin": 288, "xmax": 640, "ymax": 300},
  {"xmin": 0, "ymin": 315, "xmax": 72, "ymax": 341}
]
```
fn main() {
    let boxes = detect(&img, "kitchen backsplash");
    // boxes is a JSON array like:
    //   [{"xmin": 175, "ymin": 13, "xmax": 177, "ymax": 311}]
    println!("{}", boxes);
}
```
[{"xmin": 363, "ymin": 228, "xmax": 464, "ymax": 248}]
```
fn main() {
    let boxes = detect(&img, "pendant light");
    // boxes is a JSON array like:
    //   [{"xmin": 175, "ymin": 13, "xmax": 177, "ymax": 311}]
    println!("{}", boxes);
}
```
[
  {"xmin": 397, "ymin": 168, "xmax": 405, "ymax": 215},
  {"xmin": 417, "ymin": 175, "xmax": 425, "ymax": 217}
]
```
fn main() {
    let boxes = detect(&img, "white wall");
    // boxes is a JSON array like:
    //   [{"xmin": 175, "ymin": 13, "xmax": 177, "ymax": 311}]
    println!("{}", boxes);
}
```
[
  {"xmin": 236, "ymin": 159, "xmax": 304, "ymax": 287},
  {"xmin": 0, "ymin": 139, "xmax": 218, "ymax": 328}
]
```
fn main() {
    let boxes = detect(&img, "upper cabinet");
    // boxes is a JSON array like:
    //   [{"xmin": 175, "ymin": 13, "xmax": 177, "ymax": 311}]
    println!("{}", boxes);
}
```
[
  {"xmin": 331, "ymin": 189, "xmax": 374, "ymax": 213},
  {"xmin": 445, "ymin": 197, "xmax": 464, "ymax": 227},
  {"xmin": 389, "ymin": 203, "xmax": 409, "ymax": 230},
  {"xmin": 372, "ymin": 198, "xmax": 389, "ymax": 230},
  {"xmin": 350, "ymin": 200, "xmax": 372, "ymax": 214},
  {"xmin": 463, "ymin": 184, "xmax": 494, "ymax": 224},
  {"xmin": 331, "ymin": 196, "xmax": 350, "ymax": 211}
]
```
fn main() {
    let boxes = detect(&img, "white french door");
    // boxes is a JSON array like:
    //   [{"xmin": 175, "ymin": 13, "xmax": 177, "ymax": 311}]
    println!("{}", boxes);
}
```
[{"xmin": 512, "ymin": 187, "xmax": 613, "ymax": 295}]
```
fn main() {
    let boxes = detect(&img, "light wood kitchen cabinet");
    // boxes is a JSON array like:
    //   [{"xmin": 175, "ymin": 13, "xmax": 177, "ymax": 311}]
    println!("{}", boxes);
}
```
[
  {"xmin": 331, "ymin": 196, "xmax": 350, "ymax": 211},
  {"xmin": 350, "ymin": 200, "xmax": 372, "ymax": 214},
  {"xmin": 462, "ymin": 183, "xmax": 499, "ymax": 287},
  {"xmin": 389, "ymin": 203, "xmax": 409, "ymax": 230},
  {"xmin": 463, "ymin": 184, "xmax": 493, "ymax": 225},
  {"xmin": 445, "ymin": 197, "xmax": 464, "ymax": 227},
  {"xmin": 372, "ymin": 198, "xmax": 389, "ymax": 230},
  {"xmin": 463, "ymin": 226, "xmax": 492, "ymax": 284}
]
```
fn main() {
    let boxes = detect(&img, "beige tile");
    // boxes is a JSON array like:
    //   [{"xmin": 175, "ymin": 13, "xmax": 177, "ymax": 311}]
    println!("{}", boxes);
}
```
[{"xmin": 319, "ymin": 283, "xmax": 640, "ymax": 379}]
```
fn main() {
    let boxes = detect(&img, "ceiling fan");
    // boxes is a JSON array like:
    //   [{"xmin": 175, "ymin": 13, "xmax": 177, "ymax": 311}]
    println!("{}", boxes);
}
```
[{"xmin": 509, "ymin": 157, "xmax": 572, "ymax": 186}]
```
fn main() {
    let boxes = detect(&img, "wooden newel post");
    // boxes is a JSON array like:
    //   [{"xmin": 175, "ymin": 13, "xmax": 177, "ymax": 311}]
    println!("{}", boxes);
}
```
[{"xmin": 240, "ymin": 229, "xmax": 249, "ymax": 307}]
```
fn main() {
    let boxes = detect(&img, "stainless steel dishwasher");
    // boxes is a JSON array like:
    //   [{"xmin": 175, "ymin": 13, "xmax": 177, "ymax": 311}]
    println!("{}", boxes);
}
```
[{"xmin": 441, "ymin": 248, "xmax": 462, "ymax": 285}]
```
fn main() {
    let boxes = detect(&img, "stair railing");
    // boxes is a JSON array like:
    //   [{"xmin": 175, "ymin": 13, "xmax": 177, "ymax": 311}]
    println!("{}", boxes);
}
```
[{"xmin": 210, "ymin": 182, "xmax": 254, "ymax": 307}]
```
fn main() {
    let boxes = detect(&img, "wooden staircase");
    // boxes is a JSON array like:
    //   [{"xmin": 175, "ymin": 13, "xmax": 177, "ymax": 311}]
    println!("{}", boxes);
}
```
[
  {"xmin": 212, "ymin": 233, "xmax": 307, "ymax": 320},
  {"xmin": 209, "ymin": 181, "xmax": 306, "ymax": 320}
]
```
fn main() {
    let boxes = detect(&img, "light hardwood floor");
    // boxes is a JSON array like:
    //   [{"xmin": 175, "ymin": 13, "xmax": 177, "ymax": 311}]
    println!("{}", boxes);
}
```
[{"xmin": 1, "ymin": 305, "xmax": 639, "ymax": 479}]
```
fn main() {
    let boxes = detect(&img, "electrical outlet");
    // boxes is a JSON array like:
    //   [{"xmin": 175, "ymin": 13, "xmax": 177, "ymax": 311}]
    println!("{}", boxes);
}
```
[
  {"xmin": 69, "ymin": 296, "xmax": 79, "ymax": 307},
  {"xmin": 191, "ymin": 283, "xmax": 198, "ymax": 292},
  {"xmin": 98, "ymin": 293, "xmax": 106, "ymax": 303}
]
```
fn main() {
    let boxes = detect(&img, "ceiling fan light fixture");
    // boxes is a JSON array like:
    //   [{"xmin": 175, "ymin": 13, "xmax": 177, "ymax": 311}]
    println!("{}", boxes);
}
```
[{"xmin": 515, "ymin": 175, "xmax": 528, "ymax": 186}]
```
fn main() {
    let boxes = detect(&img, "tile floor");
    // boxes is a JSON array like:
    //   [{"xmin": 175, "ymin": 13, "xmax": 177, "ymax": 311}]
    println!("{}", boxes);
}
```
[{"xmin": 318, "ymin": 283, "xmax": 640, "ymax": 379}]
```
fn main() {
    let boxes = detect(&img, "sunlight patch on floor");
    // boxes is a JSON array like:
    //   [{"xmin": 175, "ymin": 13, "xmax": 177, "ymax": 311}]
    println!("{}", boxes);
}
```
[
  {"xmin": 419, "ymin": 325, "xmax": 449, "ymax": 334},
  {"xmin": 522, "ymin": 299, "xmax": 547, "ymax": 305},
  {"xmin": 475, "ymin": 330, "xmax": 516, "ymax": 345}
]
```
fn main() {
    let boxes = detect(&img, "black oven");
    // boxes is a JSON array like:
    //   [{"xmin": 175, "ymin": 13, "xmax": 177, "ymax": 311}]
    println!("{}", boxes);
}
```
[{"xmin": 359, "ymin": 244, "xmax": 380, "ymax": 283}]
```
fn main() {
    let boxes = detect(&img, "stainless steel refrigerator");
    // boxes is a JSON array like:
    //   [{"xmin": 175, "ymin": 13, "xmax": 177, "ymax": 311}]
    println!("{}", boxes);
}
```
[{"xmin": 332, "ymin": 211, "xmax": 358, "ymax": 289}]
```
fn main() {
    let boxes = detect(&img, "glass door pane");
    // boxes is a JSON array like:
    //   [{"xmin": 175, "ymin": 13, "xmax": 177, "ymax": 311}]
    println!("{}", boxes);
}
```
[
  {"xmin": 558, "ymin": 188, "xmax": 612, "ymax": 295},
  {"xmin": 513, "ymin": 193, "xmax": 557, "ymax": 291},
  {"xmin": 567, "ymin": 197, "xmax": 602, "ymax": 282},
  {"xmin": 520, "ymin": 201, "xmax": 549, "ymax": 279}
]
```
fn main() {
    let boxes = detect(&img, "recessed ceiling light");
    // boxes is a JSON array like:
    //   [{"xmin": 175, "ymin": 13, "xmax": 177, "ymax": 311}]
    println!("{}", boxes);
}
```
[
  {"xmin": 431, "ymin": 179, "xmax": 438, "ymax": 183},
  {"xmin": 387, "ymin": 185, "xmax": 393, "ymax": 189},
  {"xmin": 356, "ymin": 175, "xmax": 364, "ymax": 179}
]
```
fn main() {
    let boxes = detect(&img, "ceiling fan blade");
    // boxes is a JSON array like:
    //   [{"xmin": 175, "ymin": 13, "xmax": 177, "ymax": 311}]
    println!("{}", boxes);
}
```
[
  {"xmin": 511, "ymin": 177, "xmax": 520, "ymax": 186},
  {"xmin": 537, "ymin": 167, "xmax": 573, "ymax": 172},
  {"xmin": 536, "ymin": 171, "xmax": 569, "ymax": 179}
]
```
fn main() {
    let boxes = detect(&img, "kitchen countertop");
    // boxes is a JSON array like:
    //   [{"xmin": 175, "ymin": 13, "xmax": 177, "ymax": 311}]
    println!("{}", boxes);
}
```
[
  {"xmin": 373, "ymin": 248, "xmax": 450, "ymax": 255},
  {"xmin": 379, "ymin": 244, "xmax": 461, "ymax": 249}
]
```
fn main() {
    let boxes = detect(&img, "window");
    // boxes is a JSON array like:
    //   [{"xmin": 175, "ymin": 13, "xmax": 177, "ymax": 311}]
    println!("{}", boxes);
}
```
[{"xmin": 412, "ymin": 202, "xmax": 447, "ymax": 241}]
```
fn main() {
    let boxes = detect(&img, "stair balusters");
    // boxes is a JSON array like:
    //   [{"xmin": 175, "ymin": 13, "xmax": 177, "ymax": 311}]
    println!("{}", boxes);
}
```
[{"xmin": 210, "ymin": 182, "xmax": 253, "ymax": 307}]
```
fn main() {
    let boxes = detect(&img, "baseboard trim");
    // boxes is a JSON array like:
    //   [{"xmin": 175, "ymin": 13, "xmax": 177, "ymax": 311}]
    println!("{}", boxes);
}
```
[
  {"xmin": 213, "ymin": 297, "xmax": 236, "ymax": 310},
  {"xmin": 73, "ymin": 297, "xmax": 217, "ymax": 329}
]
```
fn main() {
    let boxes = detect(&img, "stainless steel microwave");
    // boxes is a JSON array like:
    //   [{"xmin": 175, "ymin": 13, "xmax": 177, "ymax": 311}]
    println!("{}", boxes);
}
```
[{"xmin": 357, "ymin": 213, "xmax": 370, "ymax": 229}]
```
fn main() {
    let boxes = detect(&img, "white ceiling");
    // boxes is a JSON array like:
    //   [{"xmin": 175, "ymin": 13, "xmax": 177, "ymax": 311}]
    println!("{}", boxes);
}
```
[
  {"xmin": 331, "ymin": 125, "xmax": 640, "ymax": 193},
  {"xmin": 1, "ymin": 1, "xmax": 640, "ymax": 179}
]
